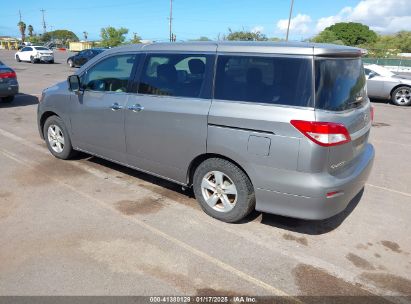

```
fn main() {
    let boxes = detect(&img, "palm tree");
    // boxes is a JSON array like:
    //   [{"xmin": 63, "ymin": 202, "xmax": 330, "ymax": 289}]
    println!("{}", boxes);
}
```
[
  {"xmin": 28, "ymin": 25, "xmax": 34, "ymax": 37},
  {"xmin": 83, "ymin": 31, "xmax": 88, "ymax": 41},
  {"xmin": 17, "ymin": 21, "xmax": 26, "ymax": 42}
]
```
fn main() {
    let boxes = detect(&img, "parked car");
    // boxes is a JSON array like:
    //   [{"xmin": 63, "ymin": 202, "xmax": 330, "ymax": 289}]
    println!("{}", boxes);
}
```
[
  {"xmin": 15, "ymin": 46, "xmax": 54, "ymax": 64},
  {"xmin": 37, "ymin": 42, "xmax": 374, "ymax": 222},
  {"xmin": 0, "ymin": 60, "xmax": 19, "ymax": 103},
  {"xmin": 67, "ymin": 48, "xmax": 107, "ymax": 68},
  {"xmin": 365, "ymin": 64, "xmax": 411, "ymax": 106}
]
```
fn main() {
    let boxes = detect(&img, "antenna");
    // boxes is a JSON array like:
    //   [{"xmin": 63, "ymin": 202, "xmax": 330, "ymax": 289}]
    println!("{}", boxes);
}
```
[{"xmin": 40, "ymin": 9, "xmax": 46, "ymax": 34}]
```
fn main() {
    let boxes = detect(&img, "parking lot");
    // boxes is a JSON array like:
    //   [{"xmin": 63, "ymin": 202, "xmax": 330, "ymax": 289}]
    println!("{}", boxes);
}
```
[{"xmin": 0, "ymin": 49, "xmax": 410, "ymax": 301}]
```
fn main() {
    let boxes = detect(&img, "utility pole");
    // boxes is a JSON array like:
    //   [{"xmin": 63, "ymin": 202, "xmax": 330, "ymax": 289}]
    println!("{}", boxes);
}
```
[
  {"xmin": 40, "ymin": 9, "xmax": 46, "ymax": 34},
  {"xmin": 169, "ymin": 0, "xmax": 173, "ymax": 42},
  {"xmin": 285, "ymin": 0, "xmax": 294, "ymax": 41}
]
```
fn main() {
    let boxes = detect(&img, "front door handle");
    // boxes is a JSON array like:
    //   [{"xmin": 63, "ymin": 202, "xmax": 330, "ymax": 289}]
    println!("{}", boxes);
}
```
[
  {"xmin": 128, "ymin": 104, "xmax": 144, "ymax": 112},
  {"xmin": 110, "ymin": 103, "xmax": 123, "ymax": 111}
]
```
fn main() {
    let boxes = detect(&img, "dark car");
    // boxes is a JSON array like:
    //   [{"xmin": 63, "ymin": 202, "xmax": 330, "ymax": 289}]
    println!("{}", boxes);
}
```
[
  {"xmin": 0, "ymin": 60, "xmax": 19, "ymax": 103},
  {"xmin": 67, "ymin": 48, "xmax": 107, "ymax": 68}
]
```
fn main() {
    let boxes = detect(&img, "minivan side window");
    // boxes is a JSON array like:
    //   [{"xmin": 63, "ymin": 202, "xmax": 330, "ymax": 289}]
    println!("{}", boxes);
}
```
[
  {"xmin": 83, "ymin": 54, "xmax": 136, "ymax": 93},
  {"xmin": 214, "ymin": 55, "xmax": 313, "ymax": 107},
  {"xmin": 138, "ymin": 53, "xmax": 211, "ymax": 98}
]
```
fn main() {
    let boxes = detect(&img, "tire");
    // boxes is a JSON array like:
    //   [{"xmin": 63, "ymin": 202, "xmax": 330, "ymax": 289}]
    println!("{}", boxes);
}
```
[
  {"xmin": 391, "ymin": 86, "xmax": 411, "ymax": 106},
  {"xmin": 193, "ymin": 158, "xmax": 255, "ymax": 223},
  {"xmin": 49, "ymin": 60, "xmax": 54, "ymax": 64},
  {"xmin": 15, "ymin": 55, "xmax": 21, "ymax": 62},
  {"xmin": 2, "ymin": 96, "xmax": 14, "ymax": 103},
  {"xmin": 43, "ymin": 116, "xmax": 77, "ymax": 160},
  {"xmin": 68, "ymin": 59, "xmax": 74, "ymax": 68},
  {"xmin": 30, "ymin": 56, "xmax": 36, "ymax": 64}
]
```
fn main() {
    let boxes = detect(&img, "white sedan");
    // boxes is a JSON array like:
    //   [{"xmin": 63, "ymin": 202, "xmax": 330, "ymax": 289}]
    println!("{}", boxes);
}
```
[{"xmin": 15, "ymin": 46, "xmax": 54, "ymax": 64}]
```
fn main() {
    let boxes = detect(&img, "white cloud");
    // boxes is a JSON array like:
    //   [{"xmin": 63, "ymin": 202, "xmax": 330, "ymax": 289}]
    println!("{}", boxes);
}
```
[
  {"xmin": 315, "ymin": 0, "xmax": 411, "ymax": 33},
  {"xmin": 276, "ymin": 14, "xmax": 312, "ymax": 35},
  {"xmin": 251, "ymin": 26, "xmax": 264, "ymax": 33}
]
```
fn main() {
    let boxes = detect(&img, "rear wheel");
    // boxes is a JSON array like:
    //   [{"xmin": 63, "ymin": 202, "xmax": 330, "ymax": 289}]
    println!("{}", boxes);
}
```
[
  {"xmin": 44, "ymin": 116, "xmax": 77, "ymax": 160},
  {"xmin": 15, "ymin": 55, "xmax": 21, "ymax": 62},
  {"xmin": 193, "ymin": 158, "xmax": 255, "ymax": 223},
  {"xmin": 391, "ymin": 86, "xmax": 411, "ymax": 106}
]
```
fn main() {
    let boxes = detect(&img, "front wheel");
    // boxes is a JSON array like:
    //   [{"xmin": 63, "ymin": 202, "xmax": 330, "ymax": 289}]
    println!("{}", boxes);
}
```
[
  {"xmin": 43, "ymin": 116, "xmax": 77, "ymax": 160},
  {"xmin": 193, "ymin": 158, "xmax": 255, "ymax": 223},
  {"xmin": 15, "ymin": 55, "xmax": 21, "ymax": 62},
  {"xmin": 391, "ymin": 86, "xmax": 411, "ymax": 106},
  {"xmin": 68, "ymin": 59, "xmax": 74, "ymax": 68}
]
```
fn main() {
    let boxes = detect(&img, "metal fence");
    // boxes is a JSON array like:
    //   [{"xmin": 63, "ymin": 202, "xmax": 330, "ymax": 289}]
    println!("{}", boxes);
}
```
[{"xmin": 363, "ymin": 58, "xmax": 411, "ymax": 72}]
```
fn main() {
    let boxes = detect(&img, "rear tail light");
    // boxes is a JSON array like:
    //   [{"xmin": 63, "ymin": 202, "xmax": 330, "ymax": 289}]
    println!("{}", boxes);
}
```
[
  {"xmin": 290, "ymin": 120, "xmax": 351, "ymax": 147},
  {"xmin": 0, "ymin": 71, "xmax": 16, "ymax": 79}
]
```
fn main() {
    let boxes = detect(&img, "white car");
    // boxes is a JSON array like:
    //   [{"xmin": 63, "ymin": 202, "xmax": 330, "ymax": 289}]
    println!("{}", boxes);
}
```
[
  {"xmin": 365, "ymin": 64, "xmax": 411, "ymax": 106},
  {"xmin": 15, "ymin": 46, "xmax": 54, "ymax": 64}
]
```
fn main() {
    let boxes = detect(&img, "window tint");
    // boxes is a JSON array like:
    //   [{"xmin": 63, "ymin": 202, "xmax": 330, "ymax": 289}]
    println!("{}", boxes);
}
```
[
  {"xmin": 83, "ymin": 54, "xmax": 135, "ymax": 93},
  {"xmin": 215, "ymin": 55, "xmax": 313, "ymax": 107},
  {"xmin": 138, "ymin": 54, "xmax": 210, "ymax": 98},
  {"xmin": 315, "ymin": 58, "xmax": 366, "ymax": 111},
  {"xmin": 26, "ymin": 47, "xmax": 33, "ymax": 51},
  {"xmin": 364, "ymin": 68, "xmax": 371, "ymax": 76}
]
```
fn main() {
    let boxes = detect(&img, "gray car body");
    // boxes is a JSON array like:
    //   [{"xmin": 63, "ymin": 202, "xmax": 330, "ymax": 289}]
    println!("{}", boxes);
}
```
[
  {"xmin": 38, "ymin": 41, "xmax": 374, "ymax": 220},
  {"xmin": 365, "ymin": 64, "xmax": 411, "ymax": 99},
  {"xmin": 0, "ymin": 61, "xmax": 19, "ymax": 98}
]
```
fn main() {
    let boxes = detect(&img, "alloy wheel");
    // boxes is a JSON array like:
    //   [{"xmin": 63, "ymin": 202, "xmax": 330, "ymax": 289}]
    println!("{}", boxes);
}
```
[{"xmin": 201, "ymin": 171, "xmax": 238, "ymax": 212}]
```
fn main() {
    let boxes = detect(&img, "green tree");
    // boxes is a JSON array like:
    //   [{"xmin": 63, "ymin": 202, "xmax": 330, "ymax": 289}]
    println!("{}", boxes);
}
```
[
  {"xmin": 100, "ymin": 26, "xmax": 129, "ymax": 47},
  {"xmin": 392, "ymin": 31, "xmax": 411, "ymax": 52},
  {"xmin": 324, "ymin": 22, "xmax": 377, "ymax": 46},
  {"xmin": 27, "ymin": 25, "xmax": 34, "ymax": 37},
  {"xmin": 311, "ymin": 29, "xmax": 344, "ymax": 45},
  {"xmin": 130, "ymin": 32, "xmax": 142, "ymax": 44},
  {"xmin": 17, "ymin": 21, "xmax": 26, "ymax": 42},
  {"xmin": 225, "ymin": 29, "xmax": 267, "ymax": 41},
  {"xmin": 42, "ymin": 30, "xmax": 79, "ymax": 45}
]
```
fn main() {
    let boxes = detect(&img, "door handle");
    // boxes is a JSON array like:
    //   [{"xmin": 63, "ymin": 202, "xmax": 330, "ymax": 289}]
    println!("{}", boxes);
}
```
[
  {"xmin": 128, "ymin": 104, "xmax": 144, "ymax": 112},
  {"xmin": 110, "ymin": 103, "xmax": 123, "ymax": 111}
]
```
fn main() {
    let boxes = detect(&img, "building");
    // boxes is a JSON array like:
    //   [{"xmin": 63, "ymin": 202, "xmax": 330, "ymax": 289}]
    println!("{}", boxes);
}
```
[{"xmin": 0, "ymin": 36, "xmax": 20, "ymax": 50}]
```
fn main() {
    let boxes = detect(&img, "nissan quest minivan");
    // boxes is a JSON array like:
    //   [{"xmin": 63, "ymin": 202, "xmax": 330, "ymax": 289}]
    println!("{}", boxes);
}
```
[{"xmin": 37, "ymin": 42, "xmax": 374, "ymax": 223}]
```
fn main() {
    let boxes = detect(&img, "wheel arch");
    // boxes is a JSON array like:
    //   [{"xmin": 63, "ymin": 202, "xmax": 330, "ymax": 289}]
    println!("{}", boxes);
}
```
[
  {"xmin": 39, "ymin": 111, "xmax": 60, "ymax": 139},
  {"xmin": 390, "ymin": 84, "xmax": 411, "ymax": 98},
  {"xmin": 187, "ymin": 153, "xmax": 253, "ymax": 188}
]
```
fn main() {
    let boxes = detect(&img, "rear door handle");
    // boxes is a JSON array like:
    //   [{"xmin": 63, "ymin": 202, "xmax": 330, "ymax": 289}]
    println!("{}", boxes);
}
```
[
  {"xmin": 110, "ymin": 103, "xmax": 123, "ymax": 111},
  {"xmin": 128, "ymin": 104, "xmax": 144, "ymax": 112}
]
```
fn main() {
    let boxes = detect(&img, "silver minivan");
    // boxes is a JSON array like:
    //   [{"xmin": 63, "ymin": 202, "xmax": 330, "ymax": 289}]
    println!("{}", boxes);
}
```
[{"xmin": 37, "ymin": 42, "xmax": 374, "ymax": 222}]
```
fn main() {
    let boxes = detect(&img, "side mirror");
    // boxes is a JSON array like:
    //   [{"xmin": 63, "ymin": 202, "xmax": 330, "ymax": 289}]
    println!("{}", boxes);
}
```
[
  {"xmin": 368, "ymin": 71, "xmax": 377, "ymax": 79},
  {"xmin": 68, "ymin": 75, "xmax": 82, "ymax": 94}
]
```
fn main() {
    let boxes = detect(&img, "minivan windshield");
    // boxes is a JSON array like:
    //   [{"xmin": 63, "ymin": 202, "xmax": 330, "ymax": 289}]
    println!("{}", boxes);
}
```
[{"xmin": 315, "ymin": 58, "xmax": 366, "ymax": 111}]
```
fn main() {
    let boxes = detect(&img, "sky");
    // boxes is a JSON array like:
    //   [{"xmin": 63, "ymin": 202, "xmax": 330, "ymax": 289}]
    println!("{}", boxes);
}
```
[{"xmin": 1, "ymin": 0, "xmax": 410, "ymax": 42}]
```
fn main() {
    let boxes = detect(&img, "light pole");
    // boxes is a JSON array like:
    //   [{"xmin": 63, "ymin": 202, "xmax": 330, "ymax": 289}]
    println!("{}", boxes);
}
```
[
  {"xmin": 169, "ymin": 0, "xmax": 173, "ymax": 42},
  {"xmin": 285, "ymin": 0, "xmax": 294, "ymax": 41}
]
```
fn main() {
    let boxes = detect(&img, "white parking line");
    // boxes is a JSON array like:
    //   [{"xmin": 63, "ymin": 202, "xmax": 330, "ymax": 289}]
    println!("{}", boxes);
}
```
[
  {"xmin": 366, "ymin": 183, "xmax": 411, "ymax": 198},
  {"xmin": 0, "ymin": 147, "xmax": 296, "ymax": 300}
]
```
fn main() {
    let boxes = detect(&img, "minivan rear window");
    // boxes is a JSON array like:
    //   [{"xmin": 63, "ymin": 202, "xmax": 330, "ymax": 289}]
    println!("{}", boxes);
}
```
[
  {"xmin": 214, "ymin": 55, "xmax": 313, "ymax": 107},
  {"xmin": 315, "ymin": 58, "xmax": 367, "ymax": 111}
]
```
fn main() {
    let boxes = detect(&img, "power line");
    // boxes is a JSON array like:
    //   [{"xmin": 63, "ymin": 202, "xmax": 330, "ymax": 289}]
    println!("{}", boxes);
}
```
[{"xmin": 40, "ymin": 9, "xmax": 46, "ymax": 34}]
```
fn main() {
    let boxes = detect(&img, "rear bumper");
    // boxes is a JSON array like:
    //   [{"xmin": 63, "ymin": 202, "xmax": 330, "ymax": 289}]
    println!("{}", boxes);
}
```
[
  {"xmin": 0, "ymin": 84, "xmax": 19, "ymax": 97},
  {"xmin": 255, "ymin": 144, "xmax": 375, "ymax": 220}
]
